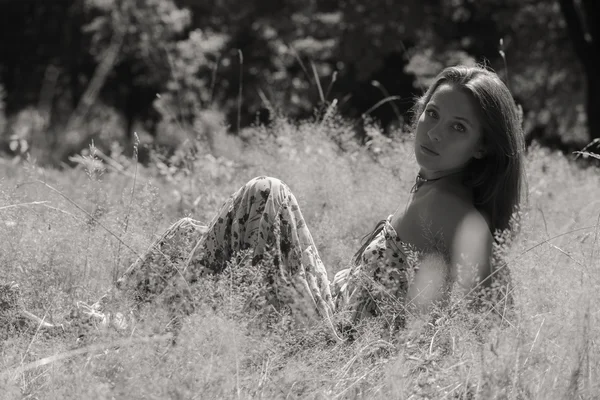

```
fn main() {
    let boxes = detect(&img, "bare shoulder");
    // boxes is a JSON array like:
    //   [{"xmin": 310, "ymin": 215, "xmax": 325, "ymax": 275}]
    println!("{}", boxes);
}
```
[
  {"xmin": 425, "ymin": 188, "xmax": 492, "ymax": 258},
  {"xmin": 426, "ymin": 188, "xmax": 487, "ymax": 228}
]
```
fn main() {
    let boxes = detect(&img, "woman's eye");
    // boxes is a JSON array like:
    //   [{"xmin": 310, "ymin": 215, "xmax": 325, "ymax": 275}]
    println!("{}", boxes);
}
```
[
  {"xmin": 426, "ymin": 109, "xmax": 438, "ymax": 118},
  {"xmin": 453, "ymin": 123, "xmax": 466, "ymax": 132}
]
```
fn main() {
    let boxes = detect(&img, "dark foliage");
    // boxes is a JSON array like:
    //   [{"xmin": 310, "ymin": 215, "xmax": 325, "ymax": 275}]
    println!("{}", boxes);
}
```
[{"xmin": 0, "ymin": 0, "xmax": 594, "ymax": 164}]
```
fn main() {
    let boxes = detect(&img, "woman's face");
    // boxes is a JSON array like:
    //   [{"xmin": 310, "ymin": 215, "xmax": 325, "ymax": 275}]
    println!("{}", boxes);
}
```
[{"xmin": 414, "ymin": 83, "xmax": 486, "ymax": 180}]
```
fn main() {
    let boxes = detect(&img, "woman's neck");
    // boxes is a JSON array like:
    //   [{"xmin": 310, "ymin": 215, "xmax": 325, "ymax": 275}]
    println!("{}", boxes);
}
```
[
  {"xmin": 409, "ymin": 171, "xmax": 473, "ymax": 203},
  {"xmin": 411, "ymin": 168, "xmax": 467, "ymax": 195},
  {"xmin": 418, "ymin": 167, "xmax": 465, "ymax": 181}
]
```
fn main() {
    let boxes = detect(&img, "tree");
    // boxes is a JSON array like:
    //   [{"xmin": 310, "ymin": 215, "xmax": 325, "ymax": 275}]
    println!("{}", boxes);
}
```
[
  {"xmin": 559, "ymin": 0, "xmax": 600, "ymax": 140},
  {"xmin": 83, "ymin": 0, "xmax": 194, "ymax": 141}
]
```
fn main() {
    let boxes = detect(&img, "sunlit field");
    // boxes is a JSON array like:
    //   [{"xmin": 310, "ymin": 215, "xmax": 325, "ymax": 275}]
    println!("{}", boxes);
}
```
[{"xmin": 1, "ymin": 116, "xmax": 599, "ymax": 399}]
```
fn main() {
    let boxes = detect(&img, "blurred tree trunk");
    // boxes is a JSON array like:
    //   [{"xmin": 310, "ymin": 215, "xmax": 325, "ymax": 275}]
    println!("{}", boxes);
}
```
[{"xmin": 559, "ymin": 0, "xmax": 600, "ymax": 140}]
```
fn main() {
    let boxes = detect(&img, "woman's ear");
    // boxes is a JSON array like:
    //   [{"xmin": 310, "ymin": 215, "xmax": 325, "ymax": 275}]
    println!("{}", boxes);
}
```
[
  {"xmin": 474, "ymin": 148, "xmax": 486, "ymax": 159},
  {"xmin": 474, "ymin": 141, "xmax": 487, "ymax": 159}
]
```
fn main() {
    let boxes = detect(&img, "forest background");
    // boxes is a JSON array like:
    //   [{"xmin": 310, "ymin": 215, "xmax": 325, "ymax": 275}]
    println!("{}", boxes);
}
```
[{"xmin": 0, "ymin": 0, "xmax": 598, "ymax": 163}]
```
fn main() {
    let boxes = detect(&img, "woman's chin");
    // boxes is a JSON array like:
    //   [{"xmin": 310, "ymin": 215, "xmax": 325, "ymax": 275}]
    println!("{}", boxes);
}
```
[{"xmin": 414, "ymin": 153, "xmax": 436, "ymax": 170}]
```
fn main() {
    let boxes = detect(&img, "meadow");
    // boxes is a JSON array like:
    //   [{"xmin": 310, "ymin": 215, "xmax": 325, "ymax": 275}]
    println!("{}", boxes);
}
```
[{"xmin": 1, "ymin": 114, "xmax": 599, "ymax": 399}]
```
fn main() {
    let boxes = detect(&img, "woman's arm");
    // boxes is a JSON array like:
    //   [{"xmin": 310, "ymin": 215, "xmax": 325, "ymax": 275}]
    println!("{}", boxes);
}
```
[
  {"xmin": 450, "ymin": 209, "xmax": 493, "ymax": 288},
  {"xmin": 428, "ymin": 193, "xmax": 494, "ymax": 289}
]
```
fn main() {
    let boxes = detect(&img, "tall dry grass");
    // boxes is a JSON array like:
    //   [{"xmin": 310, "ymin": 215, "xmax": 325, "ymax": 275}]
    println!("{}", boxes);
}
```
[{"xmin": 1, "ymin": 115, "xmax": 599, "ymax": 399}]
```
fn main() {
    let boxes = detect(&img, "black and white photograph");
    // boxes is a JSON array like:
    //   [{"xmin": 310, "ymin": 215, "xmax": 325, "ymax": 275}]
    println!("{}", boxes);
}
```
[{"xmin": 1, "ymin": 1, "xmax": 599, "ymax": 398}]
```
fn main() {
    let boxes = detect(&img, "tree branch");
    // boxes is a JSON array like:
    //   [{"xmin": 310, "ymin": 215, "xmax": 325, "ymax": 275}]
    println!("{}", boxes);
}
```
[{"xmin": 558, "ymin": 0, "xmax": 593, "ymax": 66}]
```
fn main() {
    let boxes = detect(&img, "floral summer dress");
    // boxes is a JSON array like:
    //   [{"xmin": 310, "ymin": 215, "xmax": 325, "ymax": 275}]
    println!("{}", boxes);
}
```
[
  {"xmin": 116, "ymin": 176, "xmax": 422, "ymax": 324},
  {"xmin": 331, "ymin": 216, "xmax": 421, "ymax": 324},
  {"xmin": 2, "ymin": 176, "xmax": 510, "ymax": 334}
]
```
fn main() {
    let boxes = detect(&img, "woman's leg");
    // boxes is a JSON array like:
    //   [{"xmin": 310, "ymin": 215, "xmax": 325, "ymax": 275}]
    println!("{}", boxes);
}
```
[
  {"xmin": 114, "ymin": 217, "xmax": 208, "ymax": 309},
  {"xmin": 118, "ymin": 176, "xmax": 334, "ymax": 319},
  {"xmin": 185, "ymin": 176, "xmax": 334, "ymax": 318}
]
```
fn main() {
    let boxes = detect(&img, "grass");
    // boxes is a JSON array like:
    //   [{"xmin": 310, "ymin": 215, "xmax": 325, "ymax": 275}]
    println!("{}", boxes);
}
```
[{"xmin": 1, "ymin": 115, "xmax": 599, "ymax": 399}]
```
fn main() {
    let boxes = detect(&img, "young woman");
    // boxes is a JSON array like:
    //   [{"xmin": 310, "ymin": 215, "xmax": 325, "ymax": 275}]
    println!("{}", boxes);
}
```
[
  {"xmin": 112, "ymin": 64, "xmax": 525, "ymax": 329},
  {"xmin": 2, "ymin": 65, "xmax": 525, "ymax": 334},
  {"xmin": 332, "ymin": 65, "xmax": 525, "ymax": 324}
]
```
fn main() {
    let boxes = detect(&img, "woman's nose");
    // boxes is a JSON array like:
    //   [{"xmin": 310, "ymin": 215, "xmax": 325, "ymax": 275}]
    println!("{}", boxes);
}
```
[{"xmin": 427, "ymin": 123, "xmax": 442, "ymax": 142}]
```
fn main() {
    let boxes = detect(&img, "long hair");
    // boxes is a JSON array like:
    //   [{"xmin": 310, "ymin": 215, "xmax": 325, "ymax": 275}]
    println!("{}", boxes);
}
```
[{"xmin": 410, "ymin": 65, "xmax": 526, "ymax": 236}]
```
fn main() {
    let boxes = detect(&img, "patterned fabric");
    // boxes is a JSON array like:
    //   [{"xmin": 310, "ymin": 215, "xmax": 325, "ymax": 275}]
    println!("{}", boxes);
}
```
[
  {"xmin": 186, "ymin": 176, "xmax": 335, "ymax": 318},
  {"xmin": 116, "ymin": 217, "xmax": 209, "ymax": 310},
  {"xmin": 331, "ymin": 216, "xmax": 421, "ymax": 325},
  {"xmin": 0, "ymin": 176, "xmax": 513, "ymax": 336},
  {"xmin": 121, "ymin": 176, "xmax": 420, "ymax": 323}
]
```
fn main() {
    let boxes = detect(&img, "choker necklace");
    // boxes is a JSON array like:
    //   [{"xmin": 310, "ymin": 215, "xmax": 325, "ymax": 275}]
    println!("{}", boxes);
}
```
[
  {"xmin": 410, "ymin": 171, "xmax": 465, "ymax": 193},
  {"xmin": 410, "ymin": 174, "xmax": 441, "ymax": 193}
]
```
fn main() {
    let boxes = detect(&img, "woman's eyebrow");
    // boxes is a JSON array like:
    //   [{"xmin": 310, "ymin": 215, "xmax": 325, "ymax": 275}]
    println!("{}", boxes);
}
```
[
  {"xmin": 427, "ymin": 103, "xmax": 473, "ymax": 127},
  {"xmin": 454, "ymin": 116, "xmax": 473, "ymax": 127}
]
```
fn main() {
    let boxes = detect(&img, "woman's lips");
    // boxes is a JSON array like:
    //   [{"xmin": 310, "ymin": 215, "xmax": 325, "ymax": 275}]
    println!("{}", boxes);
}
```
[{"xmin": 420, "ymin": 145, "xmax": 439, "ymax": 156}]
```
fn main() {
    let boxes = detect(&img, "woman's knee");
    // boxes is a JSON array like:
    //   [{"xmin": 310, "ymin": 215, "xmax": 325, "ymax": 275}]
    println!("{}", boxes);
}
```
[{"xmin": 245, "ymin": 176, "xmax": 287, "ymax": 195}]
